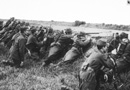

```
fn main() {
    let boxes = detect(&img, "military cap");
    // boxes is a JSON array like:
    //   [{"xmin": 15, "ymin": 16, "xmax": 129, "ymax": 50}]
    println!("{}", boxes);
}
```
[
  {"xmin": 20, "ymin": 26, "xmax": 28, "ymax": 31},
  {"xmin": 30, "ymin": 28, "xmax": 37, "ymax": 33},
  {"xmin": 97, "ymin": 39, "xmax": 107, "ymax": 46},
  {"xmin": 48, "ymin": 28, "xmax": 53, "ymax": 33},
  {"xmin": 80, "ymin": 32, "xmax": 86, "ymax": 36},
  {"xmin": 25, "ymin": 22, "xmax": 30, "ymax": 26},
  {"xmin": 19, "ymin": 26, "xmax": 28, "ymax": 33},
  {"xmin": 77, "ymin": 31, "xmax": 86, "ymax": 37},
  {"xmin": 65, "ymin": 28, "xmax": 72, "ymax": 34}
]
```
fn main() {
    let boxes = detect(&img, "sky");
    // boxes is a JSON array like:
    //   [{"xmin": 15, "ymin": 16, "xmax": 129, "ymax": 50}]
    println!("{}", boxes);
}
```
[{"xmin": 0, "ymin": 0, "xmax": 130, "ymax": 25}]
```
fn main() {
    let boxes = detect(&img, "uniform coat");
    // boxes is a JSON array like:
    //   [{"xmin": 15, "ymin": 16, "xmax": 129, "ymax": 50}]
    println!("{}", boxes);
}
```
[
  {"xmin": 116, "ymin": 42, "xmax": 130, "ymax": 74},
  {"xmin": 80, "ymin": 47, "xmax": 114, "ymax": 90},
  {"xmin": 44, "ymin": 34, "xmax": 74, "ymax": 66},
  {"xmin": 63, "ymin": 37, "xmax": 91, "ymax": 65},
  {"xmin": 26, "ymin": 34, "xmax": 42, "ymax": 60},
  {"xmin": 9, "ymin": 33, "xmax": 26, "ymax": 66}
]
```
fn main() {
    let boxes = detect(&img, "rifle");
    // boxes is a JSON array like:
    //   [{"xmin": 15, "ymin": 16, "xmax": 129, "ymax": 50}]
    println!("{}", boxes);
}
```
[
  {"xmin": 54, "ymin": 30, "xmax": 63, "ymax": 43},
  {"xmin": 85, "ymin": 32, "xmax": 100, "ymax": 35}
]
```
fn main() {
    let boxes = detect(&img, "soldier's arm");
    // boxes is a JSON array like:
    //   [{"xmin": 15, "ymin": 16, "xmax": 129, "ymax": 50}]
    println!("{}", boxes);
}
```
[
  {"xmin": 100, "ymin": 54, "xmax": 115, "ymax": 69},
  {"xmin": 32, "ymin": 37, "xmax": 43, "ymax": 46},
  {"xmin": 123, "ymin": 43, "xmax": 130, "ymax": 57},
  {"xmin": 76, "ymin": 39, "xmax": 90, "ymax": 47}
]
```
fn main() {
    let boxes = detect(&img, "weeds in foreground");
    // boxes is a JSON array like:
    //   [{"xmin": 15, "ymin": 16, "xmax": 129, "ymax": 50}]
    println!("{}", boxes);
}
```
[{"xmin": 0, "ymin": 44, "xmax": 130, "ymax": 90}]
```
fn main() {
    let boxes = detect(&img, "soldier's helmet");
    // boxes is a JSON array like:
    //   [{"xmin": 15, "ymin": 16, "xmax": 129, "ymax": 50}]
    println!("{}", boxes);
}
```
[{"xmin": 65, "ymin": 28, "xmax": 72, "ymax": 34}]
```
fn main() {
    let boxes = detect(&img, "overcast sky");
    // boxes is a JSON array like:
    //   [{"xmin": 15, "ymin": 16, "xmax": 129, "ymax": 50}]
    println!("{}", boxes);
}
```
[{"xmin": 0, "ymin": 0, "xmax": 129, "ymax": 25}]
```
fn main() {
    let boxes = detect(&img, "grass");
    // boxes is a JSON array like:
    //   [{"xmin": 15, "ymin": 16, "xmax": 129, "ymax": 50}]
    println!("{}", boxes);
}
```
[
  {"xmin": 0, "ymin": 44, "xmax": 130, "ymax": 90},
  {"xmin": 0, "ymin": 37, "xmax": 130, "ymax": 90},
  {"xmin": 0, "ymin": 45, "xmax": 84, "ymax": 90}
]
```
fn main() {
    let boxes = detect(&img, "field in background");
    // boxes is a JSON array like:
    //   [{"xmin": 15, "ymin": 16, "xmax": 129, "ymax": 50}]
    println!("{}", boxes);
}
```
[{"xmin": 22, "ymin": 19, "xmax": 130, "ymax": 38}]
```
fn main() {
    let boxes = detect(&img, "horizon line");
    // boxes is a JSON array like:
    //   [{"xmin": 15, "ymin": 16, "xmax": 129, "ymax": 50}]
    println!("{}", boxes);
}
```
[{"xmin": 0, "ymin": 18, "xmax": 129, "ymax": 26}]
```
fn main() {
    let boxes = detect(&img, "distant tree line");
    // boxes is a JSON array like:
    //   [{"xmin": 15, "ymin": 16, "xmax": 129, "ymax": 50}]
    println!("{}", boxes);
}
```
[
  {"xmin": 92, "ymin": 23, "xmax": 130, "ymax": 31},
  {"xmin": 74, "ymin": 20, "xmax": 130, "ymax": 31}
]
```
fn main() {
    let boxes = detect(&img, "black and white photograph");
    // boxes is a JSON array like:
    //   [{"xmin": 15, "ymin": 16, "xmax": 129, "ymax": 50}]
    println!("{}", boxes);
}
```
[{"xmin": 0, "ymin": 0, "xmax": 130, "ymax": 90}]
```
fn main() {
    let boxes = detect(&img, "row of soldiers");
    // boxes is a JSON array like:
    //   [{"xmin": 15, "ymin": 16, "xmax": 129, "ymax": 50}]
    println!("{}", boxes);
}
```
[
  {"xmin": 0, "ymin": 17, "xmax": 92, "ymax": 68},
  {"xmin": 1, "ymin": 17, "xmax": 130, "ymax": 90}
]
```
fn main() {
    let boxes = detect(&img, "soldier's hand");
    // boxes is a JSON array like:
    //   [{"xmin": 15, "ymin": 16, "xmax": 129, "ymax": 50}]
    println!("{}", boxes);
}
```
[
  {"xmin": 72, "ymin": 35, "xmax": 78, "ymax": 42},
  {"xmin": 20, "ymin": 61, "xmax": 24, "ymax": 67},
  {"xmin": 104, "ymin": 74, "xmax": 108, "ymax": 82},
  {"xmin": 109, "ymin": 55, "xmax": 116, "ymax": 66},
  {"xmin": 74, "ymin": 33, "xmax": 78, "ymax": 36},
  {"xmin": 50, "ymin": 42, "xmax": 55, "ymax": 46},
  {"xmin": 43, "ymin": 38, "xmax": 47, "ymax": 42}
]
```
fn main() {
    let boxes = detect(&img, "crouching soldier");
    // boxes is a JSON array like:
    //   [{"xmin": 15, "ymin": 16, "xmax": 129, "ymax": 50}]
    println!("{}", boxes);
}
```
[
  {"xmin": 26, "ymin": 28, "xmax": 43, "ymax": 61},
  {"xmin": 116, "ymin": 41, "xmax": 130, "ymax": 74},
  {"xmin": 79, "ymin": 39, "xmax": 115, "ymax": 90},
  {"xmin": 43, "ymin": 27, "xmax": 55, "ymax": 51},
  {"xmin": 2, "ymin": 27, "xmax": 27, "ymax": 68},
  {"xmin": 39, "ymin": 27, "xmax": 55, "ymax": 58},
  {"xmin": 43, "ymin": 28, "xmax": 74, "ymax": 66},
  {"xmin": 58, "ymin": 32, "xmax": 92, "ymax": 66}
]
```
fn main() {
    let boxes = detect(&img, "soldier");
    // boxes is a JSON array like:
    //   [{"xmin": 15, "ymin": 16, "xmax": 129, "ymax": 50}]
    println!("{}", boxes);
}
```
[
  {"xmin": 116, "ymin": 32, "xmax": 129, "ymax": 56},
  {"xmin": 26, "ymin": 28, "xmax": 43, "ymax": 61},
  {"xmin": 59, "ymin": 31, "xmax": 92, "ymax": 66},
  {"xmin": 43, "ymin": 28, "xmax": 74, "ymax": 66},
  {"xmin": 43, "ymin": 27, "xmax": 55, "ymax": 51},
  {"xmin": 3, "ymin": 17, "xmax": 15, "ymax": 28},
  {"xmin": 116, "ymin": 40, "xmax": 130, "ymax": 74},
  {"xmin": 79, "ymin": 39, "xmax": 115, "ymax": 90},
  {"xmin": 2, "ymin": 27, "xmax": 27, "ymax": 68},
  {"xmin": 9, "ymin": 25, "xmax": 23, "ymax": 54},
  {"xmin": 36, "ymin": 26, "xmax": 45, "ymax": 42},
  {"xmin": 107, "ymin": 33, "xmax": 120, "ymax": 53},
  {"xmin": 109, "ymin": 32, "xmax": 129, "ymax": 58}
]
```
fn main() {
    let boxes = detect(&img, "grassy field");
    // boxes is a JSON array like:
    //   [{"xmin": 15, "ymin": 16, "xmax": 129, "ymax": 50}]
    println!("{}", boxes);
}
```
[
  {"xmin": 0, "ymin": 20, "xmax": 130, "ymax": 90},
  {"xmin": 0, "ymin": 41, "xmax": 83, "ymax": 90}
]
